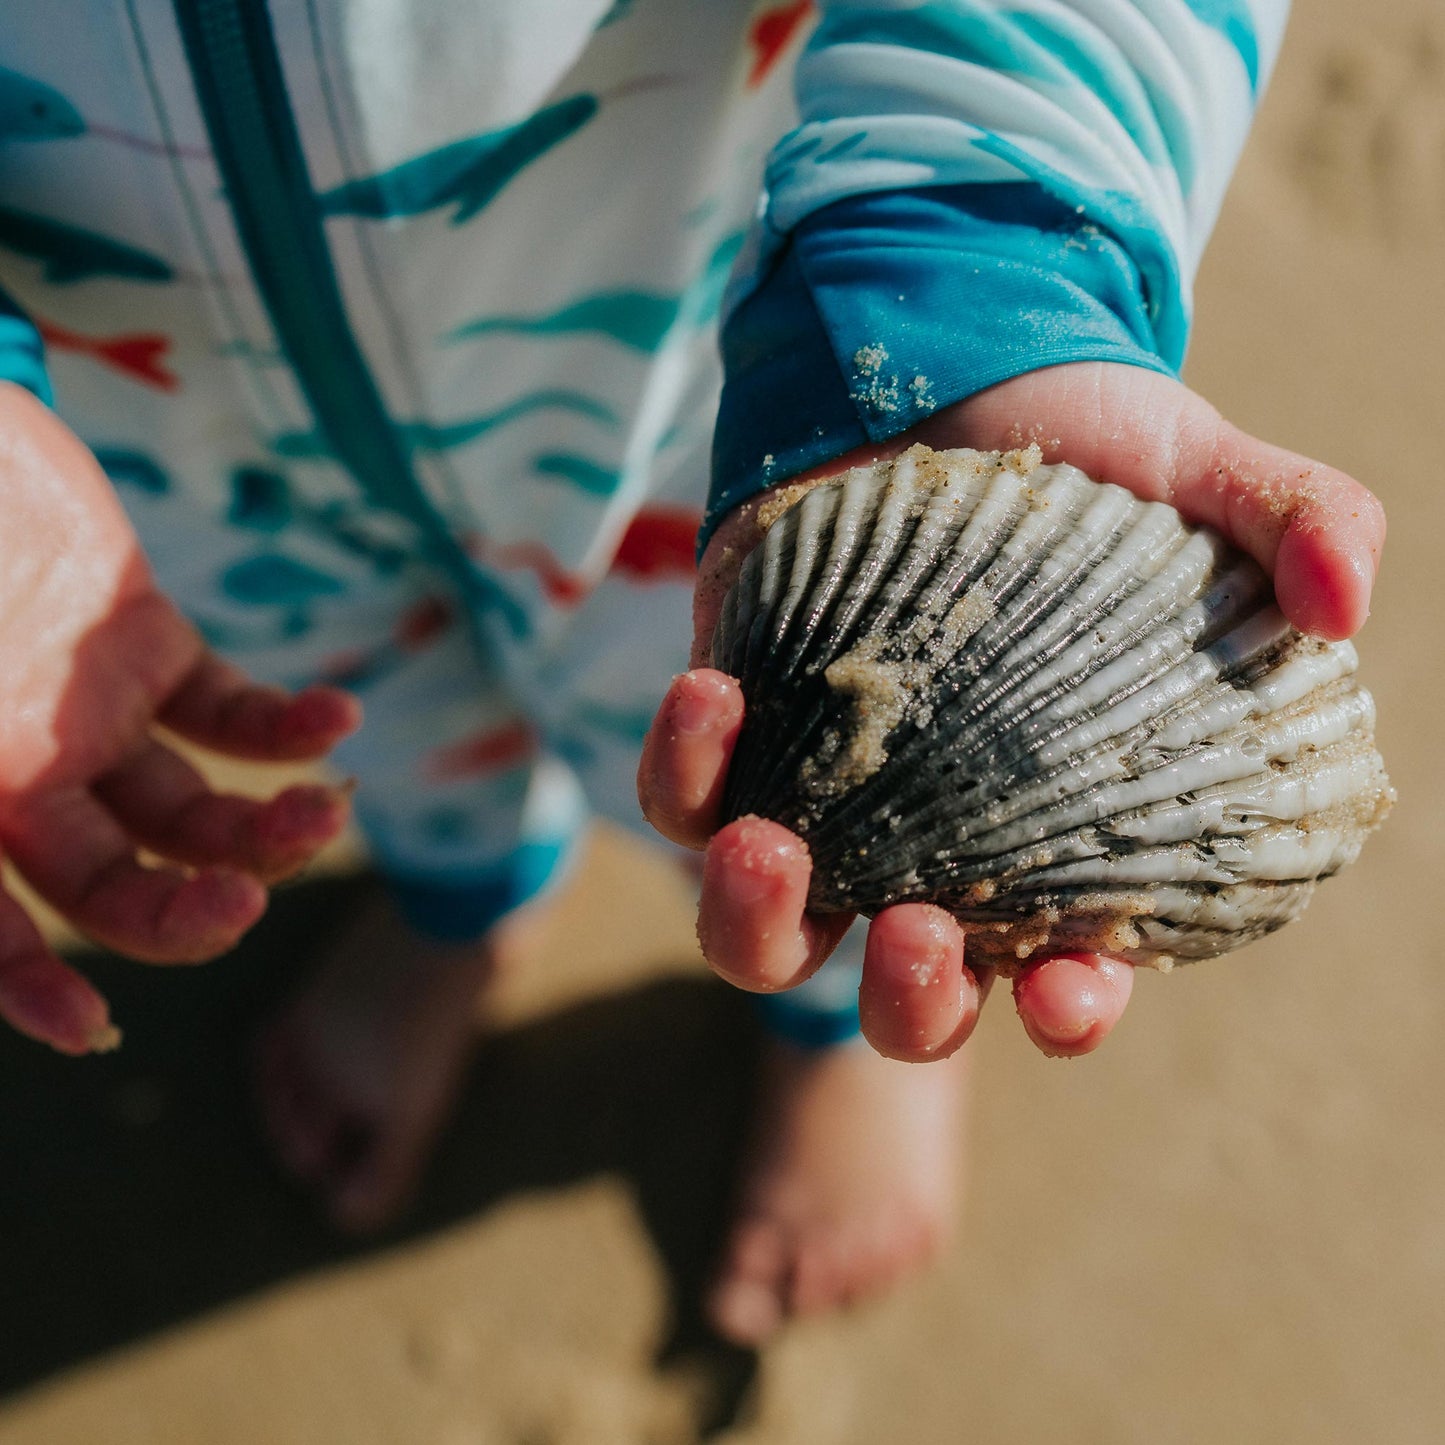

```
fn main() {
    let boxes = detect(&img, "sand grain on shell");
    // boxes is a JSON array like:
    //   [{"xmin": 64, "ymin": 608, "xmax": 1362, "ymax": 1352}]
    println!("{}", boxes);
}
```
[{"xmin": 814, "ymin": 589, "xmax": 998, "ymax": 793}]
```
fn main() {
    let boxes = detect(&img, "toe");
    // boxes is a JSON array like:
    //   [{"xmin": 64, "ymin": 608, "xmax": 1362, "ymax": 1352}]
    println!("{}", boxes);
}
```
[
  {"xmin": 254, "ymin": 1028, "xmax": 340, "ymax": 1185},
  {"xmin": 707, "ymin": 1218, "xmax": 790, "ymax": 1346},
  {"xmin": 836, "ymin": 1224, "xmax": 929, "ymax": 1311},
  {"xmin": 327, "ymin": 1123, "xmax": 422, "ymax": 1236},
  {"xmin": 788, "ymin": 1237, "xmax": 848, "ymax": 1320}
]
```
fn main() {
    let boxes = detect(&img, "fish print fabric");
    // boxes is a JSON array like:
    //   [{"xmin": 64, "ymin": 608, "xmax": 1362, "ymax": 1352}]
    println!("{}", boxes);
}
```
[{"xmin": 0, "ymin": 0, "xmax": 1281, "ymax": 950}]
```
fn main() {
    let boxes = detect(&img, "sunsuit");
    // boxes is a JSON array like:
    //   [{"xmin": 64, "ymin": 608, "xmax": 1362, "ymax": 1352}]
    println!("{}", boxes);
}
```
[{"xmin": 0, "ymin": 0, "xmax": 1283, "ymax": 1043}]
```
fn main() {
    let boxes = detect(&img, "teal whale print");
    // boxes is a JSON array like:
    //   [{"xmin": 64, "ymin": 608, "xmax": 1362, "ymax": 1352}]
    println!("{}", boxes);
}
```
[
  {"xmin": 221, "ymin": 553, "xmax": 346, "ymax": 606},
  {"xmin": 0, "ymin": 67, "xmax": 84, "ymax": 144},
  {"xmin": 598, "ymin": 0, "xmax": 634, "ymax": 27},
  {"xmin": 0, "ymin": 67, "xmax": 208, "ymax": 158},
  {"xmin": 448, "ymin": 230, "xmax": 745, "ymax": 353},
  {"xmin": 228, "ymin": 467, "xmax": 293, "ymax": 532},
  {"xmin": 319, "ymin": 95, "xmax": 598, "ymax": 226},
  {"xmin": 271, "ymin": 391, "xmax": 617, "ymax": 461},
  {"xmin": 93, "ymin": 447, "xmax": 170, "ymax": 494},
  {"xmin": 0, "ymin": 205, "xmax": 172, "ymax": 283},
  {"xmin": 407, "ymin": 391, "xmax": 616, "ymax": 450},
  {"xmin": 451, "ymin": 292, "xmax": 680, "ymax": 353},
  {"xmin": 533, "ymin": 452, "xmax": 621, "ymax": 497},
  {"xmin": 226, "ymin": 469, "xmax": 413, "ymax": 575}
]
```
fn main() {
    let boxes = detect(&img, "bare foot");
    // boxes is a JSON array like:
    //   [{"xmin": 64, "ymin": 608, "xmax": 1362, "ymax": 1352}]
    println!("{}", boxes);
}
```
[
  {"xmin": 707, "ymin": 1039, "xmax": 968, "ymax": 1345},
  {"xmin": 255, "ymin": 892, "xmax": 506, "ymax": 1234}
]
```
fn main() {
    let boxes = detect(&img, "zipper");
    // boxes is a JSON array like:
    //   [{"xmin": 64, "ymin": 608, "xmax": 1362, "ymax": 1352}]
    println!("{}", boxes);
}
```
[{"xmin": 173, "ymin": 0, "xmax": 521, "ymax": 632}]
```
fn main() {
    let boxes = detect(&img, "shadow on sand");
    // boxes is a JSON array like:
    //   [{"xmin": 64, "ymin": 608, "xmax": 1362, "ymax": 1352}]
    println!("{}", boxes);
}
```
[{"xmin": 0, "ymin": 874, "xmax": 762, "ymax": 1436}]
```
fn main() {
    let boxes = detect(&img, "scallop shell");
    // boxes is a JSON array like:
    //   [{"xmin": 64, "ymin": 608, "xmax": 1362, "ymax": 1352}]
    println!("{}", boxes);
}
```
[{"xmin": 713, "ymin": 445, "xmax": 1392, "ymax": 969}]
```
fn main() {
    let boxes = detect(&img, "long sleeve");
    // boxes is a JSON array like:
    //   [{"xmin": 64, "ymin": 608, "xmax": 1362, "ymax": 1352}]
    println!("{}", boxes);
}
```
[
  {"xmin": 0, "ymin": 285, "xmax": 50, "ymax": 404},
  {"xmin": 706, "ymin": 0, "xmax": 1288, "ymax": 542}
]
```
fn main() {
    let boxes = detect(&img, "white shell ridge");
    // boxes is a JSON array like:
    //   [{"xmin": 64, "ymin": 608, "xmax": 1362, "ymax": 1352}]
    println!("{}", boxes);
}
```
[{"xmin": 713, "ymin": 445, "xmax": 1392, "ymax": 968}]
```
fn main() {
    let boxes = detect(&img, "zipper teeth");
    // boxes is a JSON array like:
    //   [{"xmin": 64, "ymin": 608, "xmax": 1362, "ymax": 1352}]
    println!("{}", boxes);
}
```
[{"xmin": 175, "ymin": 0, "xmax": 505, "ymax": 620}]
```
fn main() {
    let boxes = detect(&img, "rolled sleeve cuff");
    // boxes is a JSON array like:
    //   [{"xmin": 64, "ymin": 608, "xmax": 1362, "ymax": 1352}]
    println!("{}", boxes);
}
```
[
  {"xmin": 704, "ymin": 182, "xmax": 1176, "ymax": 550},
  {"xmin": 0, "ymin": 289, "xmax": 52, "ymax": 405}
]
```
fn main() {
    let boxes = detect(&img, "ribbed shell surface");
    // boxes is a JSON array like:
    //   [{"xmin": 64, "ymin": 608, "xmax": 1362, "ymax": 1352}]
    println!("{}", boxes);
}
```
[{"xmin": 713, "ymin": 446, "xmax": 1392, "ymax": 968}]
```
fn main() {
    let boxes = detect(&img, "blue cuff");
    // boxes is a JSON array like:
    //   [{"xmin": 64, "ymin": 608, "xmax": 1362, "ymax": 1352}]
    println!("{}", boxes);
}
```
[
  {"xmin": 750, "ymin": 990, "xmax": 862, "ymax": 1049},
  {"xmin": 0, "ymin": 288, "xmax": 52, "ymax": 405},
  {"xmin": 705, "ymin": 181, "xmax": 1177, "ymax": 549},
  {"xmin": 385, "ymin": 836, "xmax": 572, "ymax": 943}
]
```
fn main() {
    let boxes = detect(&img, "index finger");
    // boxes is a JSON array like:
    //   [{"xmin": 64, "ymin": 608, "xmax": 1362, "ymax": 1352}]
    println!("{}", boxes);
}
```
[
  {"xmin": 160, "ymin": 654, "xmax": 362, "ymax": 762},
  {"xmin": 637, "ymin": 669, "xmax": 744, "ymax": 850}
]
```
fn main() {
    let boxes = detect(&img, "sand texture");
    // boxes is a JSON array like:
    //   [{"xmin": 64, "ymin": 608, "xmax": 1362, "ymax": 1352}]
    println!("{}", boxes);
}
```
[{"xmin": 2, "ymin": 0, "xmax": 1443, "ymax": 1439}]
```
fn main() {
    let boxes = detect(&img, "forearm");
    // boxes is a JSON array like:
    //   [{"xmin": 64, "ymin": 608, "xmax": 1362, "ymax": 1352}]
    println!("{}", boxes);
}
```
[{"xmin": 706, "ymin": 0, "xmax": 1289, "ymax": 544}]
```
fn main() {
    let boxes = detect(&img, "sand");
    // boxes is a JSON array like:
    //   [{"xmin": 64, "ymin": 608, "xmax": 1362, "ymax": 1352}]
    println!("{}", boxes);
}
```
[{"xmin": 2, "ymin": 0, "xmax": 1444, "ymax": 1439}]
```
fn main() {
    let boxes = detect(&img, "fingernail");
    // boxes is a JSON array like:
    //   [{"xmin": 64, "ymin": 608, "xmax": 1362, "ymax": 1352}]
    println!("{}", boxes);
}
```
[
  {"xmin": 875, "ymin": 914, "xmax": 955, "ymax": 987},
  {"xmin": 1028, "ymin": 1010, "xmax": 1095, "ymax": 1046},
  {"xmin": 673, "ymin": 672, "xmax": 724, "ymax": 735},
  {"xmin": 87, "ymin": 1021, "xmax": 123, "ymax": 1053},
  {"xmin": 1014, "ymin": 958, "xmax": 1101, "ymax": 1048},
  {"xmin": 261, "ymin": 788, "xmax": 328, "ymax": 848},
  {"xmin": 173, "ymin": 869, "xmax": 267, "ymax": 943},
  {"xmin": 881, "ymin": 942, "xmax": 950, "ymax": 989},
  {"xmin": 720, "ymin": 857, "xmax": 780, "ymax": 908},
  {"xmin": 289, "ymin": 688, "xmax": 360, "ymax": 739},
  {"xmin": 711, "ymin": 1280, "xmax": 781, "ymax": 1347}
]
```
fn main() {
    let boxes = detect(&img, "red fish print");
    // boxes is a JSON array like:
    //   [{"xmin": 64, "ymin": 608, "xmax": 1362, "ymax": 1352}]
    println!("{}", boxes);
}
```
[
  {"xmin": 610, "ymin": 506, "xmax": 700, "ymax": 583},
  {"xmin": 461, "ymin": 508, "xmax": 699, "ymax": 607},
  {"xmin": 424, "ymin": 718, "xmax": 536, "ymax": 782},
  {"xmin": 36, "ymin": 316, "xmax": 179, "ymax": 392},
  {"xmin": 316, "ymin": 598, "xmax": 455, "ymax": 688},
  {"xmin": 462, "ymin": 532, "xmax": 589, "ymax": 606},
  {"xmin": 394, "ymin": 594, "xmax": 455, "ymax": 650},
  {"xmin": 746, "ymin": 0, "xmax": 816, "ymax": 88},
  {"xmin": 317, "ymin": 646, "xmax": 381, "ymax": 689},
  {"xmin": 490, "ymin": 541, "xmax": 589, "ymax": 605}
]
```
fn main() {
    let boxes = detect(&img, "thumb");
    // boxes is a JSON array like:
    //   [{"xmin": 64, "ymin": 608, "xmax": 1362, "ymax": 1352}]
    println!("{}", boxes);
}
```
[{"xmin": 934, "ymin": 362, "xmax": 1385, "ymax": 640}]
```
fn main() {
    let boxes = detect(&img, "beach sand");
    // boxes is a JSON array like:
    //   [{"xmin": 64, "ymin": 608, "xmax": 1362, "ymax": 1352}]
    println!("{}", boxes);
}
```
[{"xmin": 2, "ymin": 0, "xmax": 1442, "ymax": 1439}]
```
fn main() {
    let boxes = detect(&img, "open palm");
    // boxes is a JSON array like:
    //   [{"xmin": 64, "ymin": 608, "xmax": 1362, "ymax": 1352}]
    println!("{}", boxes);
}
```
[
  {"xmin": 0, "ymin": 385, "xmax": 360, "ymax": 1054},
  {"xmin": 639, "ymin": 362, "xmax": 1386, "ymax": 1061}
]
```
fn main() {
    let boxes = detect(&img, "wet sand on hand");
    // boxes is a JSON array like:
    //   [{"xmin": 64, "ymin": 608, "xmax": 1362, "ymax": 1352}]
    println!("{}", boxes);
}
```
[{"xmin": 2, "ymin": 0, "xmax": 1444, "ymax": 1439}]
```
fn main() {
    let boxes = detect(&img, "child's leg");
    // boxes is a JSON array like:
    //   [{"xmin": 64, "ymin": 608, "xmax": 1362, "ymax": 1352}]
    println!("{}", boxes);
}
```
[
  {"xmin": 748, "ymin": 936, "xmax": 864, "ymax": 1051},
  {"xmin": 255, "ymin": 611, "xmax": 586, "ymax": 1234},
  {"xmin": 543, "ymin": 500, "xmax": 980, "ymax": 1342},
  {"xmin": 707, "ymin": 921, "xmax": 973, "ymax": 1346},
  {"xmin": 257, "ymin": 751, "xmax": 584, "ymax": 1235}
]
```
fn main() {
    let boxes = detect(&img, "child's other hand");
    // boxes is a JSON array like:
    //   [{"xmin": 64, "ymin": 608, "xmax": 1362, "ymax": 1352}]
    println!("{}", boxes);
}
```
[
  {"xmin": 638, "ymin": 362, "xmax": 1385, "ymax": 1062},
  {"xmin": 0, "ymin": 384, "xmax": 361, "ymax": 1055}
]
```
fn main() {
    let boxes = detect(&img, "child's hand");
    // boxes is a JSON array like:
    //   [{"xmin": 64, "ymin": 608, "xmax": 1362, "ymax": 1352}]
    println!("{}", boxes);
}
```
[
  {"xmin": 0, "ymin": 384, "xmax": 361, "ymax": 1055},
  {"xmin": 639, "ymin": 362, "xmax": 1385, "ymax": 1062}
]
